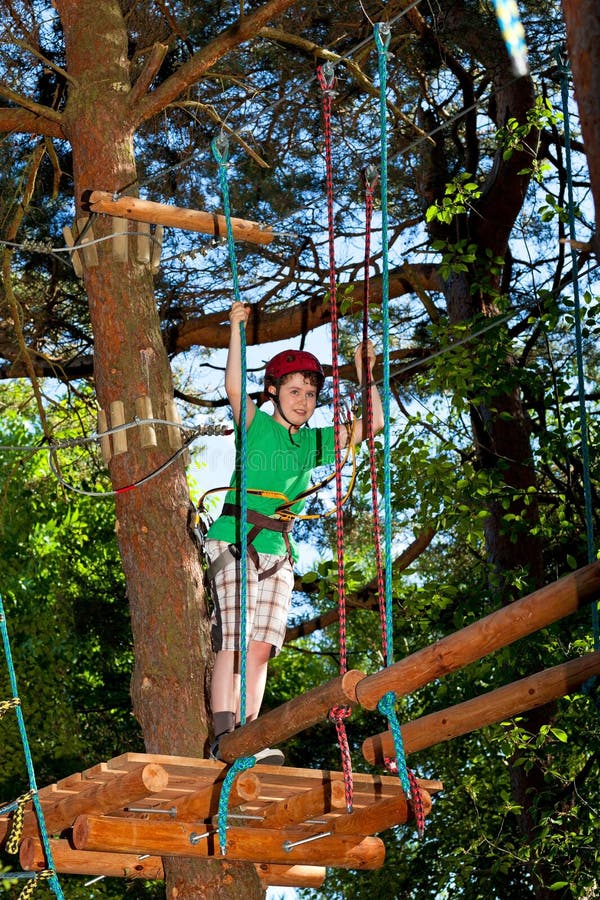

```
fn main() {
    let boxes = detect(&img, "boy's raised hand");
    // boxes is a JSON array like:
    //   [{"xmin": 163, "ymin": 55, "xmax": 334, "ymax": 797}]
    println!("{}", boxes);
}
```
[
  {"xmin": 354, "ymin": 339, "xmax": 376, "ymax": 385},
  {"xmin": 229, "ymin": 301, "xmax": 250, "ymax": 327}
]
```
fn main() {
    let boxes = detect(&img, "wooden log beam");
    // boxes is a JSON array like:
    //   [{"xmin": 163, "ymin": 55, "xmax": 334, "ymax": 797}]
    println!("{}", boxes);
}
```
[
  {"xmin": 218, "ymin": 669, "xmax": 365, "ymax": 763},
  {"xmin": 20, "ymin": 837, "xmax": 164, "ymax": 879},
  {"xmin": 363, "ymin": 651, "xmax": 600, "ymax": 764},
  {"xmin": 72, "ymin": 814, "xmax": 385, "ymax": 869},
  {"xmin": 86, "ymin": 190, "xmax": 274, "ymax": 246},
  {"xmin": 18, "ymin": 763, "xmax": 169, "ymax": 842},
  {"xmin": 258, "ymin": 780, "xmax": 346, "ymax": 829},
  {"xmin": 332, "ymin": 788, "xmax": 432, "ymax": 834},
  {"xmin": 20, "ymin": 838, "xmax": 327, "ymax": 888},
  {"xmin": 357, "ymin": 562, "xmax": 600, "ymax": 710},
  {"xmin": 254, "ymin": 863, "xmax": 327, "ymax": 888}
]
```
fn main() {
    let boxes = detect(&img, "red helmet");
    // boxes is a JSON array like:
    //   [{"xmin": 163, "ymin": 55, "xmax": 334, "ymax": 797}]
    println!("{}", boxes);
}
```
[{"xmin": 265, "ymin": 350, "xmax": 325, "ymax": 392}]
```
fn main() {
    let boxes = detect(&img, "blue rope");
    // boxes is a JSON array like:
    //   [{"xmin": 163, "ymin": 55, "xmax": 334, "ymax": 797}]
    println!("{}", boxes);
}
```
[
  {"xmin": 378, "ymin": 692, "xmax": 411, "ymax": 797},
  {"xmin": 374, "ymin": 22, "xmax": 394, "ymax": 670},
  {"xmin": 217, "ymin": 755, "xmax": 256, "ymax": 854},
  {"xmin": 557, "ymin": 52, "xmax": 598, "ymax": 653},
  {"xmin": 374, "ymin": 23, "xmax": 413, "ymax": 801},
  {"xmin": 211, "ymin": 135, "xmax": 250, "ymax": 723},
  {"xmin": 0, "ymin": 595, "xmax": 64, "ymax": 899}
]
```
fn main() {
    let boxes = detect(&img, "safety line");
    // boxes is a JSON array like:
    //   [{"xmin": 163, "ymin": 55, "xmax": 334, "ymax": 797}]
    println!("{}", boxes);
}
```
[
  {"xmin": 0, "ymin": 593, "xmax": 64, "ymax": 899},
  {"xmin": 374, "ymin": 21, "xmax": 414, "ymax": 810},
  {"xmin": 317, "ymin": 60, "xmax": 354, "ymax": 815},
  {"xmin": 557, "ymin": 51, "xmax": 598, "ymax": 651}
]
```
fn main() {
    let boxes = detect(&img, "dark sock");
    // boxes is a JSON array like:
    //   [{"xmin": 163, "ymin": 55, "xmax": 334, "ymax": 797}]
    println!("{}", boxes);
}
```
[{"xmin": 213, "ymin": 710, "xmax": 236, "ymax": 740}]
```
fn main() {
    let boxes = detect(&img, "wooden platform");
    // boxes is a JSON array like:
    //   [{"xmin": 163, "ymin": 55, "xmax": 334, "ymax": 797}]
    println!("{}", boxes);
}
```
[{"xmin": 1, "ymin": 752, "xmax": 441, "ymax": 888}]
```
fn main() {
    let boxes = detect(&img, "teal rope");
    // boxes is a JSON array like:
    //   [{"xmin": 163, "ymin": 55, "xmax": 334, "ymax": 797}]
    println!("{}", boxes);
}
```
[
  {"xmin": 374, "ymin": 22, "xmax": 394, "ymax": 670},
  {"xmin": 217, "ymin": 755, "xmax": 256, "ymax": 854},
  {"xmin": 211, "ymin": 135, "xmax": 250, "ymax": 721},
  {"xmin": 378, "ymin": 692, "xmax": 411, "ymax": 797},
  {"xmin": 374, "ymin": 22, "xmax": 412, "ymax": 799},
  {"xmin": 557, "ymin": 53, "xmax": 598, "ymax": 651},
  {"xmin": 0, "ymin": 595, "xmax": 64, "ymax": 899}
]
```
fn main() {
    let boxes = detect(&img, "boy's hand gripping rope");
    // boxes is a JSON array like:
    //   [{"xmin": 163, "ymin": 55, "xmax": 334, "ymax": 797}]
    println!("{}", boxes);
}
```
[{"xmin": 317, "ymin": 60, "xmax": 353, "ymax": 813}]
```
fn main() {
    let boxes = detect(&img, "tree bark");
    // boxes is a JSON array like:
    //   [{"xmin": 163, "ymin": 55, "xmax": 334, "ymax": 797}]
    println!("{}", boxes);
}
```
[
  {"xmin": 54, "ymin": 1, "xmax": 264, "ymax": 896},
  {"xmin": 562, "ymin": 0, "xmax": 600, "ymax": 256}
]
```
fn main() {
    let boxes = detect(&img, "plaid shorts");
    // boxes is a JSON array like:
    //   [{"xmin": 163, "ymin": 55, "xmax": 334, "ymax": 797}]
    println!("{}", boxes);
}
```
[{"xmin": 205, "ymin": 539, "xmax": 294, "ymax": 656}]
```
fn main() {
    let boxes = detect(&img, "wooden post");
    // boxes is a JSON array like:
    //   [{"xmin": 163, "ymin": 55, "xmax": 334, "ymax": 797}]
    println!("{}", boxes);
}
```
[
  {"xmin": 75, "ymin": 217, "xmax": 99, "ymax": 268},
  {"xmin": 19, "ymin": 763, "xmax": 169, "ymax": 841},
  {"xmin": 217, "ymin": 670, "xmax": 365, "ymax": 763},
  {"xmin": 20, "ymin": 838, "xmax": 327, "ymax": 888},
  {"xmin": 357, "ymin": 561, "xmax": 600, "ymax": 710},
  {"xmin": 62, "ymin": 225, "xmax": 83, "ymax": 277},
  {"xmin": 87, "ymin": 191, "xmax": 274, "ymax": 246},
  {"xmin": 73, "ymin": 814, "xmax": 386, "ymax": 869},
  {"xmin": 136, "ymin": 221, "xmax": 152, "ymax": 264},
  {"xmin": 109, "ymin": 400, "xmax": 127, "ymax": 456},
  {"xmin": 97, "ymin": 409, "xmax": 111, "ymax": 465},
  {"xmin": 134, "ymin": 396, "xmax": 157, "ymax": 448},
  {"xmin": 111, "ymin": 216, "xmax": 129, "ymax": 262},
  {"xmin": 362, "ymin": 651, "xmax": 600, "ymax": 764}
]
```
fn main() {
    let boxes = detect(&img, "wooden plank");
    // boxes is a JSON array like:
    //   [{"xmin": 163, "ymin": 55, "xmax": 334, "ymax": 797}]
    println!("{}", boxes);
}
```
[
  {"xmin": 72, "ymin": 814, "xmax": 385, "ymax": 869},
  {"xmin": 363, "ymin": 651, "xmax": 600, "ymax": 764},
  {"xmin": 87, "ymin": 191, "xmax": 274, "ymax": 246},
  {"xmin": 218, "ymin": 669, "xmax": 365, "ymax": 763},
  {"xmin": 20, "ymin": 838, "xmax": 326, "ymax": 888},
  {"xmin": 357, "ymin": 561, "xmax": 600, "ymax": 710},
  {"xmin": 173, "ymin": 771, "xmax": 260, "ymax": 820},
  {"xmin": 20, "ymin": 763, "xmax": 168, "ymax": 840},
  {"xmin": 258, "ymin": 780, "xmax": 346, "ymax": 828}
]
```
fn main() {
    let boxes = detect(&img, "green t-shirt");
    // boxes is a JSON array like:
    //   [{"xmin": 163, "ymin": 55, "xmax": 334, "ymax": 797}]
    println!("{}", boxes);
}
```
[{"xmin": 206, "ymin": 407, "xmax": 336, "ymax": 559}]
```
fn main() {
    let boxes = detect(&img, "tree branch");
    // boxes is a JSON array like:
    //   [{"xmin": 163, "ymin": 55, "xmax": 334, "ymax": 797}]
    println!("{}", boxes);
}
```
[{"xmin": 132, "ymin": 0, "xmax": 301, "ymax": 126}]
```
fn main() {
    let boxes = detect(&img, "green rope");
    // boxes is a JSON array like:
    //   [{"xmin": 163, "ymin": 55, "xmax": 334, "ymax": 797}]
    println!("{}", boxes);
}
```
[
  {"xmin": 374, "ymin": 22, "xmax": 394, "ymax": 669},
  {"xmin": 0, "ymin": 597, "xmax": 64, "ymax": 898},
  {"xmin": 556, "ymin": 51, "xmax": 598, "ymax": 651},
  {"xmin": 217, "ymin": 755, "xmax": 256, "ymax": 854},
  {"xmin": 211, "ymin": 134, "xmax": 250, "ymax": 720},
  {"xmin": 211, "ymin": 133, "xmax": 257, "ymax": 853},
  {"xmin": 374, "ymin": 21, "xmax": 413, "ymax": 800}
]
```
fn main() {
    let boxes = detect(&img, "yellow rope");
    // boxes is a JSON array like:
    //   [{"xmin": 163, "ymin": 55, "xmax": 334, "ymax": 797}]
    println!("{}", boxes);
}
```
[
  {"xmin": 0, "ymin": 697, "xmax": 20, "ymax": 719},
  {"xmin": 6, "ymin": 789, "xmax": 35, "ymax": 854},
  {"xmin": 17, "ymin": 870, "xmax": 52, "ymax": 900}
]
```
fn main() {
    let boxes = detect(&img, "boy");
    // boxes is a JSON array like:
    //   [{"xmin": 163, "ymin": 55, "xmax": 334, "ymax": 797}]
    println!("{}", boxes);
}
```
[{"xmin": 205, "ymin": 301, "xmax": 383, "ymax": 764}]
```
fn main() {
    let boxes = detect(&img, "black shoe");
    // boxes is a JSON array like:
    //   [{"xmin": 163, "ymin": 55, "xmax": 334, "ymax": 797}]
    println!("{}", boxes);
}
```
[
  {"xmin": 209, "ymin": 740, "xmax": 284, "ymax": 766},
  {"xmin": 253, "ymin": 747, "xmax": 285, "ymax": 766}
]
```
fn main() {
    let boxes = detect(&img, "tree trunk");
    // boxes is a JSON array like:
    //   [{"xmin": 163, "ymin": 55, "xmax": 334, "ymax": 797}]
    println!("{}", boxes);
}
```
[
  {"xmin": 56, "ymin": 2, "xmax": 263, "ymax": 896},
  {"xmin": 562, "ymin": 0, "xmax": 600, "ymax": 255}
]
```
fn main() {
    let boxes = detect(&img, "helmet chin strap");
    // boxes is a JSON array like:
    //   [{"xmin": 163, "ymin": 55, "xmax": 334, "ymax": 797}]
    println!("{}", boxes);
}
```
[{"xmin": 269, "ymin": 388, "xmax": 304, "ymax": 445}]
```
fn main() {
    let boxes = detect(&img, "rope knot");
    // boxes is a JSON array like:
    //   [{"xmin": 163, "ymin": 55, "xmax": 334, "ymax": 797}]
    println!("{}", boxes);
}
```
[
  {"xmin": 328, "ymin": 704, "xmax": 351, "ymax": 724},
  {"xmin": 316, "ymin": 62, "xmax": 337, "ymax": 97}
]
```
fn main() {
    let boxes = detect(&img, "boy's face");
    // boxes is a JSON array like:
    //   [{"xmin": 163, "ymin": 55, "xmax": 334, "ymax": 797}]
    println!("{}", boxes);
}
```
[{"xmin": 270, "ymin": 372, "xmax": 318, "ymax": 430}]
